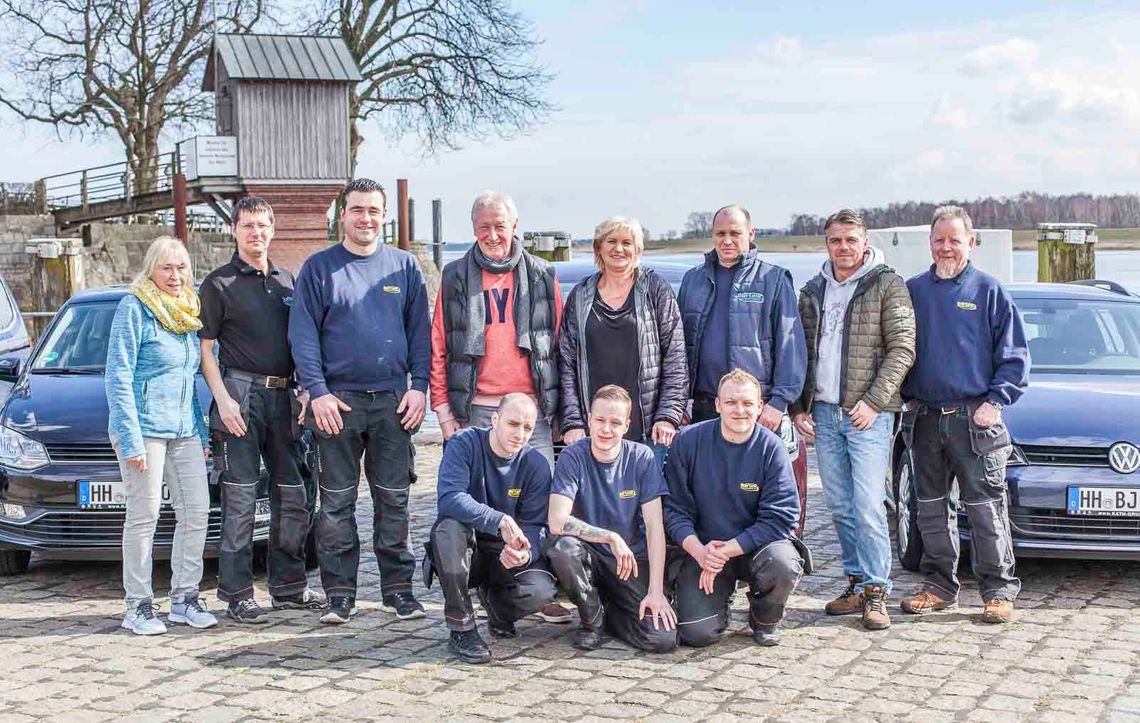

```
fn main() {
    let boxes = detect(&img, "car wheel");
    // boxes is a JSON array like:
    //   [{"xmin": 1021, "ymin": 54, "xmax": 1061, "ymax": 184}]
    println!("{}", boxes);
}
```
[
  {"xmin": 892, "ymin": 451, "xmax": 923, "ymax": 572},
  {"xmin": 0, "ymin": 549, "xmax": 30, "ymax": 576}
]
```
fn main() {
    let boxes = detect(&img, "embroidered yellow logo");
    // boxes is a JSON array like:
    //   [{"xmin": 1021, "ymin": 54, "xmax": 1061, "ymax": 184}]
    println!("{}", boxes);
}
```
[
  {"xmin": 507, "ymin": 488, "xmax": 521, "ymax": 498},
  {"xmin": 957, "ymin": 301, "xmax": 977, "ymax": 311},
  {"xmin": 383, "ymin": 285, "xmax": 400, "ymax": 293},
  {"xmin": 619, "ymin": 489, "xmax": 637, "ymax": 499},
  {"xmin": 740, "ymin": 482, "xmax": 760, "ymax": 492}
]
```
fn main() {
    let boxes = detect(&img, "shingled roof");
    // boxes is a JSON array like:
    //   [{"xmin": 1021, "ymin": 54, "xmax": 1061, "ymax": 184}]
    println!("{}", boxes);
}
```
[{"xmin": 203, "ymin": 33, "xmax": 362, "ymax": 90}]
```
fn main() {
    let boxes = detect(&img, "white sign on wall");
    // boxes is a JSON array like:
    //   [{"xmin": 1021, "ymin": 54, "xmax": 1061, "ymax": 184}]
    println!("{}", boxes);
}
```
[{"xmin": 179, "ymin": 136, "xmax": 238, "ymax": 180}]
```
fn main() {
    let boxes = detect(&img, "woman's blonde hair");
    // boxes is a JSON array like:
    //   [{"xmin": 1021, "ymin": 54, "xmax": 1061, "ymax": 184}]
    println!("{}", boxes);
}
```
[
  {"xmin": 592, "ymin": 216, "xmax": 645, "ymax": 271},
  {"xmin": 134, "ymin": 236, "xmax": 192, "ymax": 285}
]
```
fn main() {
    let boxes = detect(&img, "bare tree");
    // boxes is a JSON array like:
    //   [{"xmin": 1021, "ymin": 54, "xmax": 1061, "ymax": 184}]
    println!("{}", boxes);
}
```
[
  {"xmin": 682, "ymin": 211, "xmax": 713, "ymax": 239},
  {"xmin": 307, "ymin": 0, "xmax": 554, "ymax": 167},
  {"xmin": 0, "ymin": 0, "xmax": 263, "ymax": 190}
]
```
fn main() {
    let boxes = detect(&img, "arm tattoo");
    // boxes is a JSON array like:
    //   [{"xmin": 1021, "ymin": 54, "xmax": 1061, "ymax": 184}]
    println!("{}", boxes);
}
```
[{"xmin": 563, "ymin": 516, "xmax": 616, "ymax": 544}]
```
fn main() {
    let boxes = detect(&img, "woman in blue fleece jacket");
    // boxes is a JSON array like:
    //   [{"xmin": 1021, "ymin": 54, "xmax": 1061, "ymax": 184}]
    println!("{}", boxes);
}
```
[{"xmin": 105, "ymin": 237, "xmax": 215, "ymax": 636}]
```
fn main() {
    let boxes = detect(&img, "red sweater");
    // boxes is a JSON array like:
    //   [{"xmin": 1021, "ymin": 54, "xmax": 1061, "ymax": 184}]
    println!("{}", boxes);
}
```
[{"xmin": 431, "ymin": 269, "xmax": 562, "ymax": 422}]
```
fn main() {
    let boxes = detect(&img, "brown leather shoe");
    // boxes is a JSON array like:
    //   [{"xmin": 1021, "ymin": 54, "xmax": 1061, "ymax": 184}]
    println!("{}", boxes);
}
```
[
  {"xmin": 981, "ymin": 598, "xmax": 1015, "ymax": 624},
  {"xmin": 900, "ymin": 589, "xmax": 957, "ymax": 615},
  {"xmin": 861, "ymin": 584, "xmax": 891, "ymax": 630},
  {"xmin": 535, "ymin": 602, "xmax": 573, "ymax": 624},
  {"xmin": 825, "ymin": 575, "xmax": 863, "ymax": 616}
]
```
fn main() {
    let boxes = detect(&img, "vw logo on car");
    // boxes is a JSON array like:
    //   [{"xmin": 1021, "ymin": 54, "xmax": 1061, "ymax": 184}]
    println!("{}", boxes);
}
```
[{"xmin": 1108, "ymin": 442, "xmax": 1140, "ymax": 475}]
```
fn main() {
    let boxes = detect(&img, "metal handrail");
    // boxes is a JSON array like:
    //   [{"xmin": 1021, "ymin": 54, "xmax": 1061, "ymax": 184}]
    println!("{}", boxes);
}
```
[{"xmin": 40, "ymin": 151, "xmax": 180, "ymax": 212}]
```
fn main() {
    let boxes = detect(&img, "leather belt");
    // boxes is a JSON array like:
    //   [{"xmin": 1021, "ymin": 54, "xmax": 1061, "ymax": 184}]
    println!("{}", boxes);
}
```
[{"xmin": 224, "ymin": 368, "xmax": 290, "ymax": 389}]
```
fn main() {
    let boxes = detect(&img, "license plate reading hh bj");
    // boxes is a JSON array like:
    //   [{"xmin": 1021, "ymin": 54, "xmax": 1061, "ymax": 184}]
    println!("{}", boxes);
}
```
[{"xmin": 1067, "ymin": 486, "xmax": 1140, "ymax": 517}]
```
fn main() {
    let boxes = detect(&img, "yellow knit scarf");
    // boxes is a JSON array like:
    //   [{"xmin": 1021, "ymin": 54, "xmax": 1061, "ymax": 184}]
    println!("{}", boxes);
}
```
[{"xmin": 129, "ymin": 278, "xmax": 203, "ymax": 334}]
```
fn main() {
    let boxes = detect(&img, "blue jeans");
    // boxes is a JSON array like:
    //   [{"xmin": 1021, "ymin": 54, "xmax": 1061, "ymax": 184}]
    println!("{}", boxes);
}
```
[{"xmin": 812, "ymin": 402, "xmax": 894, "ymax": 594}]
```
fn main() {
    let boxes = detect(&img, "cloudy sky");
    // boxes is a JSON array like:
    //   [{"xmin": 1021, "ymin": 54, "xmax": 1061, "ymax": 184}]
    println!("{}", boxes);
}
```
[{"xmin": 5, "ymin": 1, "xmax": 1140, "ymax": 242}]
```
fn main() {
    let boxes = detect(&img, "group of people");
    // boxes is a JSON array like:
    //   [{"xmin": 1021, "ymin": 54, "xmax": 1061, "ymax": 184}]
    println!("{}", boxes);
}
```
[{"xmin": 105, "ymin": 179, "xmax": 1029, "ymax": 668}]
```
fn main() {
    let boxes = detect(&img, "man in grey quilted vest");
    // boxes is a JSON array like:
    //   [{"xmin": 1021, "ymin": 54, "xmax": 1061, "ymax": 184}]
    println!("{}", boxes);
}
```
[{"xmin": 792, "ymin": 208, "xmax": 915, "ymax": 631}]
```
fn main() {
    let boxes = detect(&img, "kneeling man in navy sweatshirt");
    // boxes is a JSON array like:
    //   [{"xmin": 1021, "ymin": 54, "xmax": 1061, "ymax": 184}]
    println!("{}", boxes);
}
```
[
  {"xmin": 665, "ymin": 368, "xmax": 804, "ymax": 647},
  {"xmin": 547, "ymin": 385, "xmax": 677, "ymax": 653},
  {"xmin": 430, "ymin": 393, "xmax": 557, "ymax": 664}
]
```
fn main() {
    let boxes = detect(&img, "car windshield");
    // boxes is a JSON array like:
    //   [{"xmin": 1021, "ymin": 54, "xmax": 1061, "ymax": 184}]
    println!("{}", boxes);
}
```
[
  {"xmin": 1019, "ymin": 296, "xmax": 1140, "ymax": 373},
  {"xmin": 31, "ymin": 301, "xmax": 119, "ymax": 372}
]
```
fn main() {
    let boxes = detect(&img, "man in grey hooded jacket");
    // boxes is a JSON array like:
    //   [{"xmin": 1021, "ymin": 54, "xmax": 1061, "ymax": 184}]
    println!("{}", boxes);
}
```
[{"xmin": 791, "ymin": 209, "xmax": 915, "ymax": 631}]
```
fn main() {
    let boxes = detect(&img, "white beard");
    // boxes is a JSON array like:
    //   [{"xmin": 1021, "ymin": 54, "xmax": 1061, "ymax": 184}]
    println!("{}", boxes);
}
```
[{"xmin": 935, "ymin": 258, "xmax": 966, "ymax": 278}]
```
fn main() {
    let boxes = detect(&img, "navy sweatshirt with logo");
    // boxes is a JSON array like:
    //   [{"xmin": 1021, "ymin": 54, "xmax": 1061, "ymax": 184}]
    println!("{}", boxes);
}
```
[
  {"xmin": 664, "ymin": 419, "xmax": 799, "ymax": 554},
  {"xmin": 289, "ymin": 243, "xmax": 430, "ymax": 399},
  {"xmin": 436, "ymin": 427, "xmax": 551, "ymax": 561},
  {"xmin": 902, "ymin": 263, "xmax": 1029, "ymax": 408}
]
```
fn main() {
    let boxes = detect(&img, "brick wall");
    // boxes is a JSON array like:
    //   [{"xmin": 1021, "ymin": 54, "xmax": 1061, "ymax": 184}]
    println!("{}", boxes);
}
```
[{"xmin": 242, "ymin": 184, "xmax": 341, "ymax": 273}]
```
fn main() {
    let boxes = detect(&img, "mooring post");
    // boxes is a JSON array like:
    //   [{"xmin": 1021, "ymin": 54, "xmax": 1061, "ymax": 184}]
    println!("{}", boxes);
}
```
[
  {"xmin": 173, "ymin": 173, "xmax": 189, "ymax": 243},
  {"xmin": 432, "ymin": 199, "xmax": 444, "ymax": 272},
  {"xmin": 397, "ymin": 178, "xmax": 410, "ymax": 251},
  {"xmin": 1037, "ymin": 222, "xmax": 1097, "ymax": 283}
]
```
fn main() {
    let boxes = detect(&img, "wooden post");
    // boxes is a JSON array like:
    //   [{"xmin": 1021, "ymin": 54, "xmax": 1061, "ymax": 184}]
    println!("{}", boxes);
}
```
[
  {"xmin": 1037, "ymin": 223, "xmax": 1097, "ymax": 283},
  {"xmin": 80, "ymin": 171, "xmax": 89, "ymax": 211},
  {"xmin": 33, "ymin": 179, "xmax": 46, "ymax": 214},
  {"xmin": 397, "ymin": 178, "xmax": 410, "ymax": 251},
  {"xmin": 173, "ymin": 173, "xmax": 189, "ymax": 243},
  {"xmin": 432, "ymin": 199, "xmax": 444, "ymax": 272}
]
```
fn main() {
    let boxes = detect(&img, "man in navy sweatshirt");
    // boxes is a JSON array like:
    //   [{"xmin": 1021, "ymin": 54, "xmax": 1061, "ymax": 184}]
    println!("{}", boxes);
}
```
[
  {"xmin": 288, "ymin": 178, "xmax": 431, "ymax": 625},
  {"xmin": 429, "ymin": 393, "xmax": 557, "ymax": 664},
  {"xmin": 664, "ymin": 368, "xmax": 803, "ymax": 647},
  {"xmin": 900, "ymin": 205, "xmax": 1029, "ymax": 624}
]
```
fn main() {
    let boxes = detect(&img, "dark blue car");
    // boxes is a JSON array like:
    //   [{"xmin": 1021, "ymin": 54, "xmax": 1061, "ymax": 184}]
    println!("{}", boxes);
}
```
[
  {"xmin": 0, "ymin": 286, "xmax": 286, "ymax": 575},
  {"xmin": 893, "ymin": 282, "xmax": 1140, "ymax": 566}
]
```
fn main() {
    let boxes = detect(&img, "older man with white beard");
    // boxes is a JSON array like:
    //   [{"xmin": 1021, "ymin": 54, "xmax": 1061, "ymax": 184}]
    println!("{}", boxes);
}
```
[{"xmin": 899, "ymin": 205, "xmax": 1029, "ymax": 624}]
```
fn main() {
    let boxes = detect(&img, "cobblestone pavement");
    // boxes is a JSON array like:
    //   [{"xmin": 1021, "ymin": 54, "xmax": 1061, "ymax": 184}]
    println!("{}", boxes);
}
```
[{"xmin": 2, "ymin": 443, "xmax": 1139, "ymax": 722}]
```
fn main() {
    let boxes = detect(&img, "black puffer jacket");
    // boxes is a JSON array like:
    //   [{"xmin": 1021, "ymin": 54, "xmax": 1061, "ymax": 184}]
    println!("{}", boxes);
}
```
[{"xmin": 559, "ymin": 268, "xmax": 688, "ymax": 434}]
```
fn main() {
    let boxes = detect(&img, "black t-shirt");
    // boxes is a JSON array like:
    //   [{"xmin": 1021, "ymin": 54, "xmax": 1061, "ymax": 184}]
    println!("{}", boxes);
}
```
[
  {"xmin": 585, "ymin": 289, "xmax": 643, "ymax": 440},
  {"xmin": 199, "ymin": 253, "xmax": 296, "ymax": 377}
]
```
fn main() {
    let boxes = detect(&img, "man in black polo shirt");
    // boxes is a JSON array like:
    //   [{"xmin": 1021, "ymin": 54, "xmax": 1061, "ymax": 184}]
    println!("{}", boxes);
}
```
[{"xmin": 200, "ymin": 196, "xmax": 325, "ymax": 623}]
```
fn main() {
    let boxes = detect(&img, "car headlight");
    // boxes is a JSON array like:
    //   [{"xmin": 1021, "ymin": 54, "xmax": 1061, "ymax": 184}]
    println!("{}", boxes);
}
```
[
  {"xmin": 0, "ymin": 426, "xmax": 50, "ymax": 471},
  {"xmin": 2, "ymin": 503, "xmax": 27, "ymax": 520},
  {"xmin": 1008, "ymin": 445, "xmax": 1029, "ymax": 467}
]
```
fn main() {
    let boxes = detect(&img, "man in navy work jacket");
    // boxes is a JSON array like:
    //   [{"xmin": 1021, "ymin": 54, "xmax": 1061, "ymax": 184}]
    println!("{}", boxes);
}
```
[
  {"xmin": 678, "ymin": 204, "xmax": 807, "ymax": 432},
  {"xmin": 665, "ymin": 368, "xmax": 804, "ymax": 647},
  {"xmin": 289, "ymin": 178, "xmax": 431, "ymax": 625},
  {"xmin": 546, "ymin": 385, "xmax": 678, "ymax": 653},
  {"xmin": 428, "ymin": 393, "xmax": 558, "ymax": 664},
  {"xmin": 900, "ymin": 205, "xmax": 1029, "ymax": 624}
]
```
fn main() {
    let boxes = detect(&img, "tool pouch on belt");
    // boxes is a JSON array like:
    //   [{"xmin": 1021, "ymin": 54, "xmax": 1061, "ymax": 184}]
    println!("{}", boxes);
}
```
[
  {"xmin": 790, "ymin": 534, "xmax": 814, "ymax": 575},
  {"xmin": 899, "ymin": 404, "xmax": 918, "ymax": 448},
  {"xmin": 968, "ymin": 415, "xmax": 1012, "ymax": 457},
  {"xmin": 209, "ymin": 375, "xmax": 252, "ymax": 436}
]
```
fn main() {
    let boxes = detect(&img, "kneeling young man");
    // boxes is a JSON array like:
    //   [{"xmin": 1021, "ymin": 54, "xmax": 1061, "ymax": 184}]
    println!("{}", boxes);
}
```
[
  {"xmin": 546, "ymin": 385, "xmax": 677, "ymax": 652},
  {"xmin": 666, "ymin": 369, "xmax": 804, "ymax": 647},
  {"xmin": 430, "ymin": 393, "xmax": 558, "ymax": 664}
]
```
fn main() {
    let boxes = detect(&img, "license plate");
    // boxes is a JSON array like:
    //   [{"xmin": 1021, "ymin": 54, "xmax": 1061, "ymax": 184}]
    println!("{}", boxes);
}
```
[
  {"xmin": 77, "ymin": 479, "xmax": 171, "ymax": 509},
  {"xmin": 1067, "ymin": 486, "xmax": 1140, "ymax": 517},
  {"xmin": 255, "ymin": 499, "xmax": 270, "ymax": 522}
]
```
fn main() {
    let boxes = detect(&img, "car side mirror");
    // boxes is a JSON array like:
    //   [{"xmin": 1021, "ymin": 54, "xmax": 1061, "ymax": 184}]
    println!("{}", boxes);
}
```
[{"xmin": 0, "ymin": 357, "xmax": 21, "ymax": 382}]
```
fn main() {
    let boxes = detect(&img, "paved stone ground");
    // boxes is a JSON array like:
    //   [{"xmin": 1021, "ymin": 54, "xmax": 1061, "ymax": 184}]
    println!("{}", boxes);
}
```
[{"xmin": 2, "ymin": 443, "xmax": 1140, "ymax": 722}]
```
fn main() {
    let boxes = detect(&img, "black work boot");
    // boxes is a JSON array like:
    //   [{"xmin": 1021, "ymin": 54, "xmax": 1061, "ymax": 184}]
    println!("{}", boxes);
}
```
[{"xmin": 449, "ymin": 629, "xmax": 492, "ymax": 664}]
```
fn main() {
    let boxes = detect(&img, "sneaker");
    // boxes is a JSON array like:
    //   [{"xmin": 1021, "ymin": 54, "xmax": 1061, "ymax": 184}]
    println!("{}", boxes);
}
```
[
  {"xmin": 901, "ymin": 589, "xmax": 958, "ymax": 615},
  {"xmin": 861, "ymin": 585, "xmax": 891, "ymax": 631},
  {"xmin": 449, "ymin": 629, "xmax": 492, "ymax": 664},
  {"xmin": 272, "ymin": 588, "xmax": 329, "ymax": 610},
  {"xmin": 752, "ymin": 623, "xmax": 780, "ymax": 647},
  {"xmin": 534, "ymin": 602, "xmax": 574, "ymax": 624},
  {"xmin": 320, "ymin": 597, "xmax": 357, "ymax": 625},
  {"xmin": 572, "ymin": 627, "xmax": 603, "ymax": 651},
  {"xmin": 981, "ymin": 598, "xmax": 1015, "ymax": 624},
  {"xmin": 122, "ymin": 601, "xmax": 166, "ymax": 636},
  {"xmin": 381, "ymin": 591, "xmax": 426, "ymax": 620},
  {"xmin": 226, "ymin": 597, "xmax": 269, "ymax": 625},
  {"xmin": 489, "ymin": 621, "xmax": 517, "ymax": 639},
  {"xmin": 825, "ymin": 575, "xmax": 864, "ymax": 616},
  {"xmin": 169, "ymin": 596, "xmax": 218, "ymax": 629}
]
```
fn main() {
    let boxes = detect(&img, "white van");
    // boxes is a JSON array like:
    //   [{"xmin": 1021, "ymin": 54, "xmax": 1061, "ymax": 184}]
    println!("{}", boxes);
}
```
[{"xmin": 867, "ymin": 225, "xmax": 1014, "ymax": 284}]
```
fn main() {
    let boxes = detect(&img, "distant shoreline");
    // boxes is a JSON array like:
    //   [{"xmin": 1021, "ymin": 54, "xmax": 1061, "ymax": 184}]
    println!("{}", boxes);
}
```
[{"xmin": 637, "ymin": 229, "xmax": 1140, "ymax": 254}]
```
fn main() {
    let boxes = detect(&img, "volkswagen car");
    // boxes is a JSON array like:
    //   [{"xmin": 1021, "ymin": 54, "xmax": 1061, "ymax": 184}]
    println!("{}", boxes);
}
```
[
  {"xmin": 0, "ymin": 286, "xmax": 279, "ymax": 575},
  {"xmin": 893, "ymin": 281, "xmax": 1140, "ymax": 567}
]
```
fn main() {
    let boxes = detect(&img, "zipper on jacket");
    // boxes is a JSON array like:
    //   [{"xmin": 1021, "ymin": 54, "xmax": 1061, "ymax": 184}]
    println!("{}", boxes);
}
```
[{"xmin": 180, "ymin": 332, "xmax": 189, "ymax": 435}]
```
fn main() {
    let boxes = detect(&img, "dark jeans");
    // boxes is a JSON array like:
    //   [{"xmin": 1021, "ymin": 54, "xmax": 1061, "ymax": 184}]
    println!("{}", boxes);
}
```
[
  {"xmin": 310, "ymin": 390, "xmax": 416, "ymax": 600},
  {"xmin": 215, "ymin": 385, "xmax": 310, "ymax": 602},
  {"xmin": 911, "ymin": 405, "xmax": 1021, "ymax": 602},
  {"xmin": 545, "ymin": 535, "xmax": 677, "ymax": 653},
  {"xmin": 672, "ymin": 540, "xmax": 803, "ymax": 647},
  {"xmin": 431, "ymin": 518, "xmax": 557, "ymax": 632}
]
